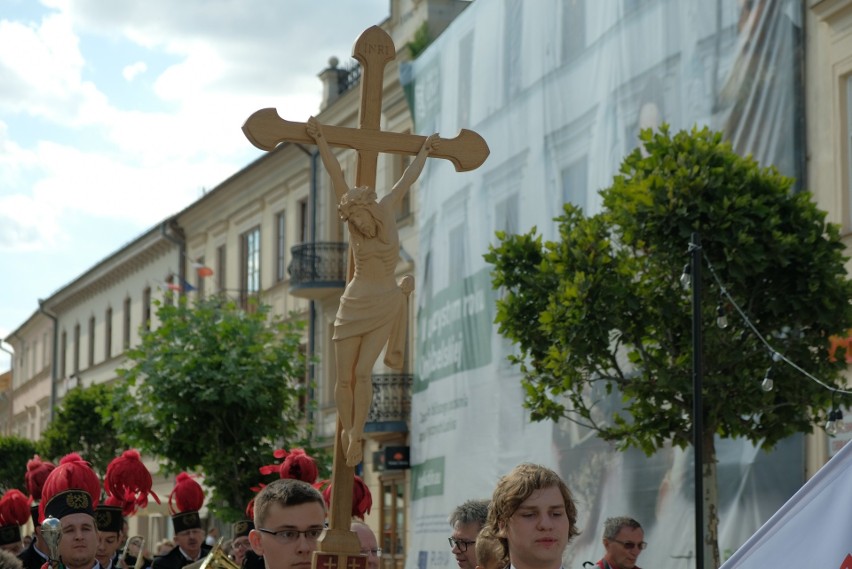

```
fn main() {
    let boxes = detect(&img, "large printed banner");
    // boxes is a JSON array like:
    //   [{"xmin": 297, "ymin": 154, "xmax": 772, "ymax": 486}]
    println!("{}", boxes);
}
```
[{"xmin": 406, "ymin": 1, "xmax": 805, "ymax": 568}]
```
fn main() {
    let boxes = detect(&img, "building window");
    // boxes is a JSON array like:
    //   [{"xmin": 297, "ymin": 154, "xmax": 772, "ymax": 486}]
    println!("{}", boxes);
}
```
[
  {"xmin": 88, "ymin": 316, "xmax": 95, "ymax": 367},
  {"xmin": 448, "ymin": 225, "xmax": 467, "ymax": 280},
  {"xmin": 561, "ymin": 157, "xmax": 588, "ymax": 211},
  {"xmin": 217, "ymin": 244, "xmax": 227, "ymax": 293},
  {"xmin": 394, "ymin": 152, "xmax": 412, "ymax": 222},
  {"xmin": 380, "ymin": 474, "xmax": 406, "ymax": 569},
  {"xmin": 298, "ymin": 199, "xmax": 309, "ymax": 243},
  {"xmin": 562, "ymin": 0, "xmax": 585, "ymax": 64},
  {"xmin": 241, "ymin": 226, "xmax": 261, "ymax": 309},
  {"xmin": 503, "ymin": 0, "xmax": 523, "ymax": 101},
  {"xmin": 142, "ymin": 287, "xmax": 151, "ymax": 331},
  {"xmin": 43, "ymin": 332, "xmax": 50, "ymax": 369},
  {"xmin": 196, "ymin": 255, "xmax": 206, "ymax": 298},
  {"xmin": 73, "ymin": 323, "xmax": 80, "ymax": 374},
  {"xmin": 60, "ymin": 330, "xmax": 67, "ymax": 378},
  {"xmin": 458, "ymin": 31, "xmax": 474, "ymax": 128},
  {"xmin": 105, "ymin": 307, "xmax": 112, "ymax": 360},
  {"xmin": 123, "ymin": 297, "xmax": 132, "ymax": 350},
  {"xmin": 276, "ymin": 211, "xmax": 287, "ymax": 282}
]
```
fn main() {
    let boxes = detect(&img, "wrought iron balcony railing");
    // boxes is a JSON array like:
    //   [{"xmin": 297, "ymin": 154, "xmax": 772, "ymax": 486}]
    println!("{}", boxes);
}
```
[
  {"xmin": 288, "ymin": 242, "xmax": 347, "ymax": 298},
  {"xmin": 365, "ymin": 373, "xmax": 412, "ymax": 434}
]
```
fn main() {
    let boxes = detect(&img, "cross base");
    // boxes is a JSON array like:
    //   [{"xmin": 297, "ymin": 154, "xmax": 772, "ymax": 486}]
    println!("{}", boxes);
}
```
[{"xmin": 313, "ymin": 540, "xmax": 368, "ymax": 569}]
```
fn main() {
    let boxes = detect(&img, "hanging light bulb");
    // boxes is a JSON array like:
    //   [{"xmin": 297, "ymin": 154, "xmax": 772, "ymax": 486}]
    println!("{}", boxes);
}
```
[
  {"xmin": 761, "ymin": 368, "xmax": 774, "ymax": 392},
  {"xmin": 825, "ymin": 409, "xmax": 839, "ymax": 436},
  {"xmin": 680, "ymin": 263, "xmax": 692, "ymax": 291},
  {"xmin": 715, "ymin": 303, "xmax": 728, "ymax": 329},
  {"xmin": 825, "ymin": 409, "xmax": 844, "ymax": 436}
]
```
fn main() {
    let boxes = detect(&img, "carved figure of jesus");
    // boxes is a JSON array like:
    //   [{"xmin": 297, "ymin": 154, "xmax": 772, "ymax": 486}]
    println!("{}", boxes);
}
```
[{"xmin": 306, "ymin": 116, "xmax": 439, "ymax": 466}]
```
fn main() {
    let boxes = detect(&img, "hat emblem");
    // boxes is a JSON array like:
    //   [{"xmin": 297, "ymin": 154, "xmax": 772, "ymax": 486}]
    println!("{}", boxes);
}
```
[{"xmin": 66, "ymin": 492, "xmax": 90, "ymax": 509}]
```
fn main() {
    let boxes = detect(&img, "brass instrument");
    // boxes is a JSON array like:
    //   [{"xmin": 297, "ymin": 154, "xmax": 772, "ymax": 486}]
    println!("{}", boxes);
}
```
[
  {"xmin": 185, "ymin": 538, "xmax": 240, "ymax": 569},
  {"xmin": 119, "ymin": 536, "xmax": 146, "ymax": 569}
]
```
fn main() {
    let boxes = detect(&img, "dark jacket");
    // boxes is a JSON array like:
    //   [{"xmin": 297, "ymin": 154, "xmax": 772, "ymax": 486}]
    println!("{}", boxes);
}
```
[{"xmin": 150, "ymin": 545, "xmax": 212, "ymax": 569}]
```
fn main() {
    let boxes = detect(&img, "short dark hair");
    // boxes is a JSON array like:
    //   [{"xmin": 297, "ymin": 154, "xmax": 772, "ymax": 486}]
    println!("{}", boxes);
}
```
[
  {"xmin": 448, "ymin": 499, "xmax": 490, "ymax": 528},
  {"xmin": 252, "ymin": 479, "xmax": 325, "ymax": 528},
  {"xmin": 485, "ymin": 463, "xmax": 579, "ymax": 544},
  {"xmin": 603, "ymin": 517, "xmax": 642, "ymax": 540}
]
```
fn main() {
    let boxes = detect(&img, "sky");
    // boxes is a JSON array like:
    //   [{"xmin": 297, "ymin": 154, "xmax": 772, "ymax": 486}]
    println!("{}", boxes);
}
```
[{"xmin": 0, "ymin": 0, "xmax": 392, "ymax": 371}]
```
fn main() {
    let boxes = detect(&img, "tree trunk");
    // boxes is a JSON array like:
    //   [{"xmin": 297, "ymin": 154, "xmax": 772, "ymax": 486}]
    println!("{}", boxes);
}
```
[{"xmin": 702, "ymin": 430, "xmax": 721, "ymax": 568}]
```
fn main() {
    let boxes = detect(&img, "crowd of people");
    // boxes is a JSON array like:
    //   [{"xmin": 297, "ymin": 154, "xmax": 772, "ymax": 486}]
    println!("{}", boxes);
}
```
[{"xmin": 0, "ymin": 451, "xmax": 646, "ymax": 569}]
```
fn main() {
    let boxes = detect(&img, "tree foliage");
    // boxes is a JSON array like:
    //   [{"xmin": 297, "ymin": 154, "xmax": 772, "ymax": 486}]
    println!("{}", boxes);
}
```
[
  {"xmin": 486, "ymin": 126, "xmax": 852, "ymax": 566},
  {"xmin": 0, "ymin": 436, "xmax": 39, "ymax": 492},
  {"xmin": 113, "ymin": 295, "xmax": 316, "ymax": 520},
  {"xmin": 40, "ymin": 383, "xmax": 124, "ymax": 474},
  {"xmin": 486, "ymin": 125, "xmax": 852, "ymax": 452}
]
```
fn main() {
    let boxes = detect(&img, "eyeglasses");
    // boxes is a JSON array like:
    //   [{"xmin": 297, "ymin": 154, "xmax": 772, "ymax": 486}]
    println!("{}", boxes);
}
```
[
  {"xmin": 610, "ymin": 539, "xmax": 647, "ymax": 551},
  {"xmin": 257, "ymin": 528, "xmax": 324, "ymax": 543},
  {"xmin": 448, "ymin": 537, "xmax": 476, "ymax": 552},
  {"xmin": 360, "ymin": 548, "xmax": 382, "ymax": 558}
]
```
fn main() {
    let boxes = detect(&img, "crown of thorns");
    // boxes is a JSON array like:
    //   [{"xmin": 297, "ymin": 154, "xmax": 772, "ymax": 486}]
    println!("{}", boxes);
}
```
[{"xmin": 338, "ymin": 186, "xmax": 378, "ymax": 221}]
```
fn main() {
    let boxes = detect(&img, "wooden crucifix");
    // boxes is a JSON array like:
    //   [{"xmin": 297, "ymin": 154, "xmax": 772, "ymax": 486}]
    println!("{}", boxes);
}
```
[{"xmin": 242, "ymin": 24, "xmax": 489, "ymax": 565}]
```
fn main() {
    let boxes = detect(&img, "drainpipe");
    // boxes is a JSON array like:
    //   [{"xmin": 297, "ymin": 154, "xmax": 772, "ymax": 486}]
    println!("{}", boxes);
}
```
[
  {"xmin": 0, "ymin": 340, "xmax": 14, "ymax": 434},
  {"xmin": 37, "ymin": 299, "xmax": 59, "ymax": 423},
  {"xmin": 161, "ymin": 218, "xmax": 187, "ymax": 296},
  {"xmin": 295, "ymin": 144, "xmax": 321, "ymax": 429}
]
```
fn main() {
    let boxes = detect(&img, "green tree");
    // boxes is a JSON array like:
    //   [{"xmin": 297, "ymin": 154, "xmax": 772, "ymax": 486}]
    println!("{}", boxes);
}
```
[
  {"xmin": 0, "ymin": 436, "xmax": 39, "ymax": 492},
  {"xmin": 485, "ymin": 126, "xmax": 852, "ymax": 568},
  {"xmin": 40, "ymin": 383, "xmax": 125, "ymax": 474},
  {"xmin": 114, "ymin": 295, "xmax": 314, "ymax": 521}
]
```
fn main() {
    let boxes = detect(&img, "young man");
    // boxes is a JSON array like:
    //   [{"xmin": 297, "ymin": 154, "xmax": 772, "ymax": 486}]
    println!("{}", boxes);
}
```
[
  {"xmin": 594, "ymin": 517, "xmax": 646, "ymax": 569},
  {"xmin": 94, "ymin": 505, "xmax": 123, "ymax": 569},
  {"xmin": 247, "ymin": 479, "xmax": 326, "ymax": 569},
  {"xmin": 350, "ymin": 522, "xmax": 379, "ymax": 569},
  {"xmin": 448, "ymin": 499, "xmax": 489, "ymax": 569},
  {"xmin": 485, "ymin": 463, "xmax": 579, "ymax": 569},
  {"xmin": 39, "ymin": 453, "xmax": 103, "ymax": 569}
]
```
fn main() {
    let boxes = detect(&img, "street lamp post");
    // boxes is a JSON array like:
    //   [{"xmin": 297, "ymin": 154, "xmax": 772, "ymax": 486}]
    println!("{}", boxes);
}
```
[{"xmin": 689, "ymin": 232, "xmax": 705, "ymax": 569}]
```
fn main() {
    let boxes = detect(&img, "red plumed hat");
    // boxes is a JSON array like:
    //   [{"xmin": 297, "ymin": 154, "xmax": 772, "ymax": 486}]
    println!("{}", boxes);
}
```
[
  {"xmin": 25, "ymin": 455, "xmax": 56, "ymax": 501},
  {"xmin": 0, "ymin": 489, "xmax": 30, "ymax": 546},
  {"xmin": 168, "ymin": 473, "xmax": 204, "ymax": 533},
  {"xmin": 315, "ymin": 475, "xmax": 372, "ymax": 520},
  {"xmin": 40, "ymin": 453, "xmax": 100, "ymax": 522},
  {"xmin": 259, "ymin": 448, "xmax": 318, "ymax": 484},
  {"xmin": 104, "ymin": 450, "xmax": 160, "ymax": 516},
  {"xmin": 0, "ymin": 489, "xmax": 31, "ymax": 526}
]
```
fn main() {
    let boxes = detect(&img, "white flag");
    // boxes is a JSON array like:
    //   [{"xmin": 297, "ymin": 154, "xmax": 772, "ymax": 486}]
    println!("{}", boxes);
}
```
[{"xmin": 720, "ymin": 440, "xmax": 852, "ymax": 568}]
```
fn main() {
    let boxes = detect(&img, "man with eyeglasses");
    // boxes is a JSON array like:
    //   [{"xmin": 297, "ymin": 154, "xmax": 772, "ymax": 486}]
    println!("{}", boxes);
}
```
[
  {"xmin": 448, "ymin": 499, "xmax": 489, "ymax": 569},
  {"xmin": 247, "ymin": 479, "xmax": 326, "ymax": 569},
  {"xmin": 350, "ymin": 522, "xmax": 380, "ymax": 569},
  {"xmin": 594, "ymin": 517, "xmax": 646, "ymax": 569}
]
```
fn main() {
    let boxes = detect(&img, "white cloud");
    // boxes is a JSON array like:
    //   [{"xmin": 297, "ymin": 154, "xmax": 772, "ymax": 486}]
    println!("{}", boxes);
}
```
[{"xmin": 122, "ymin": 61, "xmax": 147, "ymax": 81}]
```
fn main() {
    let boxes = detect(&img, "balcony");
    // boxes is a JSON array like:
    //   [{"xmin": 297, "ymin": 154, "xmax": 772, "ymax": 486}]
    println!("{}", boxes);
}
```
[
  {"xmin": 288, "ymin": 242, "xmax": 348, "ymax": 299},
  {"xmin": 365, "ymin": 373, "xmax": 412, "ymax": 435}
]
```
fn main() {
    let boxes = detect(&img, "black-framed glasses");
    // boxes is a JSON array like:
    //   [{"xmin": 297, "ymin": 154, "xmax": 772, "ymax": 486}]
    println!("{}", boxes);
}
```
[
  {"xmin": 257, "ymin": 528, "xmax": 324, "ymax": 543},
  {"xmin": 448, "ymin": 537, "xmax": 476, "ymax": 552},
  {"xmin": 360, "ymin": 548, "xmax": 382, "ymax": 558},
  {"xmin": 610, "ymin": 539, "xmax": 647, "ymax": 551}
]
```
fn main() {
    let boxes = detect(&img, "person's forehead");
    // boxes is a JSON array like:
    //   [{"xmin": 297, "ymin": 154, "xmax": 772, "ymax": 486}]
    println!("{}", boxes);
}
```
[
  {"xmin": 516, "ymin": 486, "xmax": 565, "ymax": 510},
  {"xmin": 451, "ymin": 521, "xmax": 481, "ymax": 538},
  {"xmin": 61, "ymin": 513, "xmax": 96, "ymax": 529},
  {"xmin": 262, "ymin": 501, "xmax": 325, "ymax": 529},
  {"xmin": 177, "ymin": 528, "xmax": 203, "ymax": 537},
  {"xmin": 614, "ymin": 526, "xmax": 644, "ymax": 540}
]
